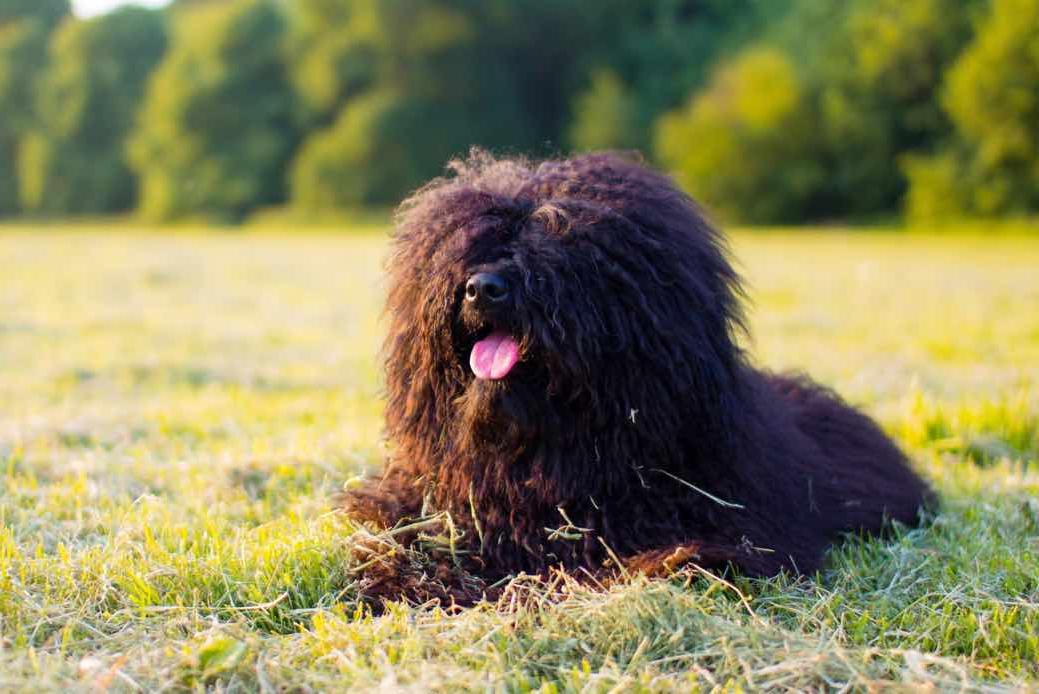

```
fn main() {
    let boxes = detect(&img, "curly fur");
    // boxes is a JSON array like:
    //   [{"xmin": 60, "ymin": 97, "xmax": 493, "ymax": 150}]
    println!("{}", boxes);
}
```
[{"xmin": 340, "ymin": 150, "xmax": 932, "ymax": 601}]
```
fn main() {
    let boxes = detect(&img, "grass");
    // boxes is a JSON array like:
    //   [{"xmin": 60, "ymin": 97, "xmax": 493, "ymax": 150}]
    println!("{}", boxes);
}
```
[{"xmin": 0, "ymin": 228, "xmax": 1037, "ymax": 692}]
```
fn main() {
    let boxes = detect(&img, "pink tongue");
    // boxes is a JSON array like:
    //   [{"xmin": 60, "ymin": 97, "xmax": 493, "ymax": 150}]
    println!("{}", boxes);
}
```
[{"xmin": 470, "ymin": 332, "xmax": 520, "ymax": 380}]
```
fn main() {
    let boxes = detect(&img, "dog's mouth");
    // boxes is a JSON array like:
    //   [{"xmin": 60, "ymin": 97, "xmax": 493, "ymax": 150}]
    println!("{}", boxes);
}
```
[
  {"xmin": 456, "ymin": 312, "xmax": 524, "ymax": 382},
  {"xmin": 454, "ymin": 274, "xmax": 523, "ymax": 381},
  {"xmin": 469, "ymin": 330, "xmax": 520, "ymax": 380}
]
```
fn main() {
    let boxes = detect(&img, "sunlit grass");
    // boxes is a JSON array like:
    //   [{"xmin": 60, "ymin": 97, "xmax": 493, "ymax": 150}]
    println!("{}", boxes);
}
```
[{"xmin": 1, "ymin": 228, "xmax": 1037, "ymax": 690}]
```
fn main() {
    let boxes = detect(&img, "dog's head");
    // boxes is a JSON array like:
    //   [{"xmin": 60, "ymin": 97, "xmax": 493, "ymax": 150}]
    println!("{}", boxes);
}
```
[{"xmin": 383, "ymin": 151, "xmax": 748, "ymax": 476}]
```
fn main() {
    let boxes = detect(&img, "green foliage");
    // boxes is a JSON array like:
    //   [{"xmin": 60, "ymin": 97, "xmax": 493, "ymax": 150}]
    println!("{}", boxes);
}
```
[
  {"xmin": 292, "ymin": 90, "xmax": 449, "ymax": 209},
  {"xmin": 0, "ymin": 138, "xmax": 16, "ymax": 215},
  {"xmin": 655, "ymin": 0, "xmax": 985, "ymax": 223},
  {"xmin": 0, "ymin": 0, "xmax": 1038, "ymax": 223},
  {"xmin": 946, "ymin": 0, "xmax": 1039, "ymax": 193},
  {"xmin": 0, "ymin": 22, "xmax": 39, "ymax": 214},
  {"xmin": 0, "ymin": 0, "xmax": 68, "ymax": 27},
  {"xmin": 18, "ymin": 8, "xmax": 167, "ymax": 215},
  {"xmin": 901, "ymin": 151, "xmax": 971, "ymax": 222},
  {"xmin": 286, "ymin": 0, "xmax": 377, "ymax": 126},
  {"xmin": 655, "ymin": 49, "xmax": 824, "ymax": 223},
  {"xmin": 0, "ymin": 0, "xmax": 70, "ymax": 215},
  {"xmin": 907, "ymin": 0, "xmax": 1039, "ymax": 220},
  {"xmin": 809, "ymin": 0, "xmax": 978, "ymax": 217},
  {"xmin": 128, "ymin": 0, "xmax": 298, "ymax": 222},
  {"xmin": 568, "ymin": 70, "xmax": 641, "ymax": 152},
  {"xmin": 287, "ymin": 0, "xmax": 590, "ymax": 211},
  {"xmin": 570, "ymin": 0, "xmax": 788, "ymax": 153}
]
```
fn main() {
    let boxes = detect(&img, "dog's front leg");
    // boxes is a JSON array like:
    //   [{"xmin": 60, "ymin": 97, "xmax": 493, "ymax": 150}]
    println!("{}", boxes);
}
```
[
  {"xmin": 336, "ymin": 465, "xmax": 426, "ymax": 528},
  {"xmin": 622, "ymin": 540, "xmax": 778, "ymax": 578}
]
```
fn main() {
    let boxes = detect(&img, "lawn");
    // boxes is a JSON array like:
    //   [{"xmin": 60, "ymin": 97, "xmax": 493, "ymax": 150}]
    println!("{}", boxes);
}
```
[{"xmin": 1, "ymin": 228, "xmax": 1037, "ymax": 691}]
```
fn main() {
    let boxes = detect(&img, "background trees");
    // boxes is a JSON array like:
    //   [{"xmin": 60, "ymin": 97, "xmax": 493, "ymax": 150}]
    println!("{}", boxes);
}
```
[
  {"xmin": 0, "ymin": 0, "xmax": 70, "ymax": 215},
  {"xmin": 128, "ymin": 0, "xmax": 297, "ymax": 222},
  {"xmin": 0, "ymin": 0, "xmax": 1037, "ymax": 225},
  {"xmin": 568, "ymin": 0, "xmax": 788, "ymax": 155},
  {"xmin": 655, "ymin": 49, "xmax": 823, "ymax": 224},
  {"xmin": 656, "ymin": 0, "xmax": 980, "ymax": 223},
  {"xmin": 288, "ymin": 0, "xmax": 596, "ymax": 211},
  {"xmin": 18, "ymin": 7, "xmax": 167, "ymax": 215},
  {"xmin": 801, "ymin": 0, "xmax": 978, "ymax": 218},
  {"xmin": 906, "ymin": 0, "xmax": 1039, "ymax": 220}
]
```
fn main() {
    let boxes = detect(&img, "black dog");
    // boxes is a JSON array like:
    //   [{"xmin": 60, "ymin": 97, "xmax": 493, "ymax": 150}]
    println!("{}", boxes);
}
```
[{"xmin": 341, "ymin": 151, "xmax": 931, "ymax": 599}]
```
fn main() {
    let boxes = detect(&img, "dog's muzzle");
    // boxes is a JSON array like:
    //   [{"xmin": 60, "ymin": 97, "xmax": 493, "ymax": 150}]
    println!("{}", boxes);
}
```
[{"xmin": 465, "ymin": 272, "xmax": 510, "ymax": 309}]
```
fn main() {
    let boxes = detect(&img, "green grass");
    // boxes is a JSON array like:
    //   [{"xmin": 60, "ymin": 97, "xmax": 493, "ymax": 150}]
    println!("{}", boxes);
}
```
[{"xmin": 1, "ymin": 228, "xmax": 1037, "ymax": 691}]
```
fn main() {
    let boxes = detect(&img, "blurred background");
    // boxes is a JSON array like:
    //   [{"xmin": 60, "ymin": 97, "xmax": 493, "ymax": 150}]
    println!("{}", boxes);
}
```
[{"xmin": 1, "ymin": 0, "xmax": 1037, "ymax": 227}]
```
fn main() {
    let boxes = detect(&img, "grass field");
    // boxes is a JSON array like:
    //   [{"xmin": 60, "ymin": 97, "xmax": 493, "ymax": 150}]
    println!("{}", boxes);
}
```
[{"xmin": 1, "ymin": 228, "xmax": 1038, "ymax": 691}]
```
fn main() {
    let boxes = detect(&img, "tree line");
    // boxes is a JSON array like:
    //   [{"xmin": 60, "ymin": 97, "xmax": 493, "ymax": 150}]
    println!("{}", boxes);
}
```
[{"xmin": 1, "ymin": 0, "xmax": 1036, "ymax": 225}]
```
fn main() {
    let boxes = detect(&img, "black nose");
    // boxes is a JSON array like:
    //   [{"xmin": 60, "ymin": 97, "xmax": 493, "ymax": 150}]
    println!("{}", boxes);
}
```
[{"xmin": 465, "ymin": 272, "xmax": 509, "ymax": 304}]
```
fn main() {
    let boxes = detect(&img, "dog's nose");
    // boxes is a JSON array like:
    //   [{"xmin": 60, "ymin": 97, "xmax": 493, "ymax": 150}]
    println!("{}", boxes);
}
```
[{"xmin": 465, "ymin": 272, "xmax": 509, "ymax": 305}]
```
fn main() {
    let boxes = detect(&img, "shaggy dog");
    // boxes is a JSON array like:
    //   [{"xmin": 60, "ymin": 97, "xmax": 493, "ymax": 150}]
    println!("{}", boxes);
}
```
[{"xmin": 341, "ymin": 151, "xmax": 932, "ymax": 602}]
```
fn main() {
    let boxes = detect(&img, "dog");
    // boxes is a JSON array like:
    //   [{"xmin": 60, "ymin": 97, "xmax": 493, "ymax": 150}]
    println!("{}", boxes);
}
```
[{"xmin": 340, "ymin": 150, "xmax": 932, "ymax": 603}]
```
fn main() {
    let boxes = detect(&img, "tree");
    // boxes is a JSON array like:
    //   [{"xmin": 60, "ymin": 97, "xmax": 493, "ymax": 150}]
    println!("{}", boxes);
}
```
[
  {"xmin": 0, "ymin": 0, "xmax": 70, "ymax": 215},
  {"xmin": 18, "ymin": 8, "xmax": 167, "ymax": 215},
  {"xmin": 807, "ymin": 0, "xmax": 978, "ymax": 216},
  {"xmin": 653, "ymin": 0, "xmax": 980, "ymax": 222},
  {"xmin": 568, "ymin": 70, "xmax": 642, "ymax": 152},
  {"xmin": 568, "ymin": 0, "xmax": 789, "ymax": 153},
  {"xmin": 128, "ymin": 0, "xmax": 298, "ymax": 222},
  {"xmin": 292, "ymin": 90, "xmax": 458, "ymax": 209},
  {"xmin": 289, "ymin": 0, "xmax": 593, "ymax": 211},
  {"xmin": 655, "ymin": 48, "xmax": 824, "ymax": 224},
  {"xmin": 907, "ymin": 0, "xmax": 1039, "ymax": 219},
  {"xmin": 0, "ymin": 0, "xmax": 68, "ymax": 25},
  {"xmin": 286, "ymin": 0, "xmax": 377, "ymax": 129}
]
